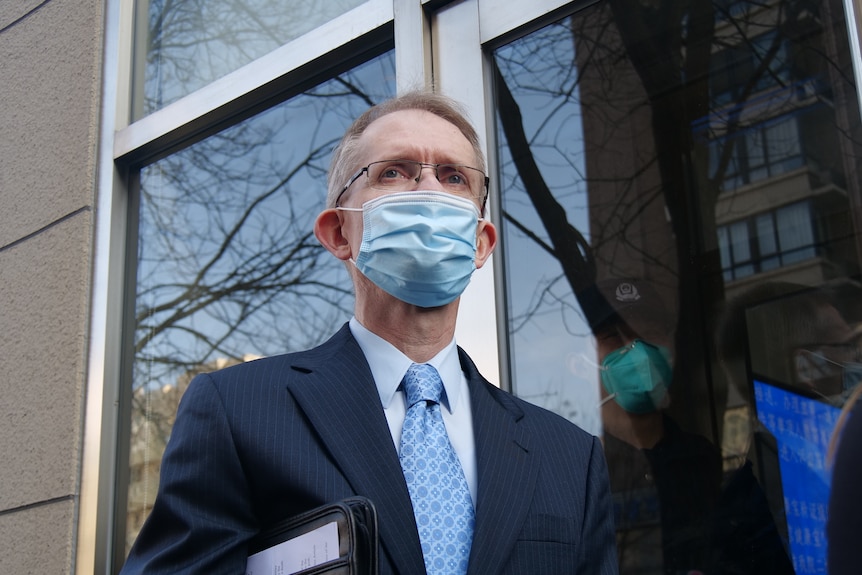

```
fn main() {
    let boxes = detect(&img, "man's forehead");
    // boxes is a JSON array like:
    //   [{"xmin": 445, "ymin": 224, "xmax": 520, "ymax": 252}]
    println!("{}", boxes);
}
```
[
  {"xmin": 358, "ymin": 109, "xmax": 475, "ymax": 161},
  {"xmin": 364, "ymin": 108, "xmax": 457, "ymax": 130}
]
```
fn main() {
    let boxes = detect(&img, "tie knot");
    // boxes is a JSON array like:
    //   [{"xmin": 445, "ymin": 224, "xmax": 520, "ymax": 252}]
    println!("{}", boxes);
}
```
[{"xmin": 403, "ymin": 363, "xmax": 443, "ymax": 407}]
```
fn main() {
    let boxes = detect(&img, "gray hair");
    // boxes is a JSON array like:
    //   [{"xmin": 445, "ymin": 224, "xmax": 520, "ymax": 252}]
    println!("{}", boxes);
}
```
[{"xmin": 325, "ymin": 90, "xmax": 486, "ymax": 208}]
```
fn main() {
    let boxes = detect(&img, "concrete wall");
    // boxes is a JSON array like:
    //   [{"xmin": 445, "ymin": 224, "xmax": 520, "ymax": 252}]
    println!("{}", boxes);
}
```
[{"xmin": 0, "ymin": 0, "xmax": 104, "ymax": 572}]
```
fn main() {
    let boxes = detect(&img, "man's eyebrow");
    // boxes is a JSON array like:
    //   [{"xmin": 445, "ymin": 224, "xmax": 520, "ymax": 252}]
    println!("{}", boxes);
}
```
[{"xmin": 373, "ymin": 145, "xmax": 474, "ymax": 164}]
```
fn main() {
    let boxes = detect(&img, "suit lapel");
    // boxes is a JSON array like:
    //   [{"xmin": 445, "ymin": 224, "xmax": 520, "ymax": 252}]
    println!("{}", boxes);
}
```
[
  {"xmin": 461, "ymin": 350, "xmax": 539, "ymax": 575},
  {"xmin": 284, "ymin": 325, "xmax": 425, "ymax": 575}
]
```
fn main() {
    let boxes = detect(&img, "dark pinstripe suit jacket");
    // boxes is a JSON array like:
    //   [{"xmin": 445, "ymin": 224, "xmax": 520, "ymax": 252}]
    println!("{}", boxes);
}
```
[{"xmin": 121, "ymin": 323, "xmax": 618, "ymax": 574}]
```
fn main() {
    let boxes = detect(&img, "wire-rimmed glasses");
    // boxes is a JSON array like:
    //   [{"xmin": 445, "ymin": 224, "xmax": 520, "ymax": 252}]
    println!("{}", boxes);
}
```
[{"xmin": 335, "ymin": 159, "xmax": 489, "ymax": 208}]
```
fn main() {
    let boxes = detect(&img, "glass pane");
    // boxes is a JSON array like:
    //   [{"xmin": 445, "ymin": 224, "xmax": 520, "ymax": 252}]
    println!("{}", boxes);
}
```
[
  {"xmin": 718, "ymin": 225, "xmax": 731, "ymax": 270},
  {"xmin": 494, "ymin": 18, "xmax": 601, "ymax": 436},
  {"xmin": 493, "ymin": 1, "xmax": 862, "ymax": 573},
  {"xmin": 136, "ymin": 0, "xmax": 368, "ymax": 117},
  {"xmin": 777, "ymin": 200, "xmax": 816, "ymax": 264},
  {"xmin": 730, "ymin": 220, "xmax": 752, "ymax": 264},
  {"xmin": 756, "ymin": 213, "xmax": 777, "ymax": 257},
  {"xmin": 765, "ymin": 116, "xmax": 802, "ymax": 177},
  {"xmin": 741, "ymin": 127, "xmax": 771, "ymax": 185},
  {"xmin": 125, "ymin": 51, "xmax": 395, "ymax": 554},
  {"xmin": 753, "ymin": 31, "xmax": 791, "ymax": 93},
  {"xmin": 757, "ymin": 213, "xmax": 781, "ymax": 273}
]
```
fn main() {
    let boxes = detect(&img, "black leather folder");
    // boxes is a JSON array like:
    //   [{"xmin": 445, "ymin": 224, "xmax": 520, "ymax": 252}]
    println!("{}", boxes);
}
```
[{"xmin": 246, "ymin": 497, "xmax": 378, "ymax": 575}]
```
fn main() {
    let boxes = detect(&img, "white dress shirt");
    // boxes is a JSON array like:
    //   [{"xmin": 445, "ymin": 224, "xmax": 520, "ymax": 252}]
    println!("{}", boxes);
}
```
[{"xmin": 349, "ymin": 317, "xmax": 478, "ymax": 503}]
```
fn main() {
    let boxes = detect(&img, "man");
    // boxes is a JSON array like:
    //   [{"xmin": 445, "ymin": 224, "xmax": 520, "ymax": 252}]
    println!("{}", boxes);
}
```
[
  {"xmin": 121, "ymin": 91, "xmax": 617, "ymax": 574},
  {"xmin": 590, "ymin": 278, "xmax": 722, "ymax": 574}
]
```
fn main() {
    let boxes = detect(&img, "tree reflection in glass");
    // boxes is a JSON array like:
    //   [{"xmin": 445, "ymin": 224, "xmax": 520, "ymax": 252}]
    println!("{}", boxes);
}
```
[{"xmin": 137, "ymin": 0, "xmax": 368, "ymax": 116}]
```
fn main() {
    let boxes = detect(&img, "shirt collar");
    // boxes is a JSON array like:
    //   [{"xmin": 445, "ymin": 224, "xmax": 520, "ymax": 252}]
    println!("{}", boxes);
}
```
[{"xmin": 349, "ymin": 317, "xmax": 464, "ymax": 413}]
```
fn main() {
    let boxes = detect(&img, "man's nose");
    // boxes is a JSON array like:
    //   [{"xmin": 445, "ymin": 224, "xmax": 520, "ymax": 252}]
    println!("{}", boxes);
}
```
[{"xmin": 414, "ymin": 165, "xmax": 446, "ymax": 191}]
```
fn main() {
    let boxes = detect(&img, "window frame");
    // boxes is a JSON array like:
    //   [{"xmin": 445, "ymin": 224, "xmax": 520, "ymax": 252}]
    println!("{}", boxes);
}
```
[{"xmin": 114, "ymin": 0, "xmax": 395, "ymax": 169}]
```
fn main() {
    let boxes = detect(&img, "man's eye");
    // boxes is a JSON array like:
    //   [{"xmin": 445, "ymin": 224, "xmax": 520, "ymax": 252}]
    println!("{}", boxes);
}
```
[
  {"xmin": 380, "ymin": 167, "xmax": 408, "ymax": 180},
  {"xmin": 598, "ymin": 333, "xmax": 621, "ymax": 346},
  {"xmin": 440, "ymin": 168, "xmax": 468, "ymax": 186}
]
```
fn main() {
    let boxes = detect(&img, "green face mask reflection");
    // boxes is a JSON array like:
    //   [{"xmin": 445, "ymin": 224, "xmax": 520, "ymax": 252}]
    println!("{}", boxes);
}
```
[{"xmin": 600, "ymin": 339, "xmax": 673, "ymax": 413}]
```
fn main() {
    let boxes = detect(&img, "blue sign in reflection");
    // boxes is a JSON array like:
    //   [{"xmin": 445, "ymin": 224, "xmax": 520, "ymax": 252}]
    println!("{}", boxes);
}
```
[{"xmin": 753, "ymin": 379, "xmax": 841, "ymax": 574}]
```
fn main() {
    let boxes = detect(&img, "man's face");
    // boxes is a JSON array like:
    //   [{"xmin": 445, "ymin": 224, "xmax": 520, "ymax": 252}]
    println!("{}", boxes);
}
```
[
  {"xmin": 313, "ymin": 107, "xmax": 498, "ymax": 308},
  {"xmin": 337, "ymin": 109, "xmax": 482, "ymax": 209},
  {"xmin": 336, "ymin": 109, "xmax": 486, "ymax": 260}
]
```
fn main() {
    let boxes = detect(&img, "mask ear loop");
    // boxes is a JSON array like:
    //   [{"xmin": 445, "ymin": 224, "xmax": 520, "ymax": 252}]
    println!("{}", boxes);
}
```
[
  {"xmin": 577, "ymin": 352, "xmax": 606, "ymax": 370},
  {"xmin": 584, "ymin": 352, "xmax": 615, "ymax": 408},
  {"xmin": 598, "ymin": 393, "xmax": 617, "ymax": 408}
]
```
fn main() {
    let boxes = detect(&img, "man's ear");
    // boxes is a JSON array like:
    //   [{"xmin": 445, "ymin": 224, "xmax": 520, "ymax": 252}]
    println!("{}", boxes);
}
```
[
  {"xmin": 314, "ymin": 209, "xmax": 352, "ymax": 261},
  {"xmin": 475, "ymin": 219, "xmax": 497, "ymax": 269}
]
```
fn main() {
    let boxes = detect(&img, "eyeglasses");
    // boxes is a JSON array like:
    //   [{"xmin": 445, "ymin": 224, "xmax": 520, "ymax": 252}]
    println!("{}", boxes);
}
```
[{"xmin": 335, "ymin": 160, "xmax": 489, "ymax": 208}]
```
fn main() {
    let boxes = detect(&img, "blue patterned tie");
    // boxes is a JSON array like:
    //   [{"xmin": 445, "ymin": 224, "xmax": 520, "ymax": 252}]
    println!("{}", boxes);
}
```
[{"xmin": 399, "ymin": 363, "xmax": 474, "ymax": 574}]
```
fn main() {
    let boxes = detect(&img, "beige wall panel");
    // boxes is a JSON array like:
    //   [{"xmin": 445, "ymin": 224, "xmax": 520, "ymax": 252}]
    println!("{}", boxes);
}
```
[
  {"xmin": 0, "ymin": 1, "xmax": 46, "ymax": 29},
  {"xmin": 0, "ymin": 212, "xmax": 91, "ymax": 510},
  {"xmin": 0, "ymin": 498, "xmax": 74, "ymax": 574},
  {"xmin": 0, "ymin": 0, "xmax": 102, "ymax": 248}
]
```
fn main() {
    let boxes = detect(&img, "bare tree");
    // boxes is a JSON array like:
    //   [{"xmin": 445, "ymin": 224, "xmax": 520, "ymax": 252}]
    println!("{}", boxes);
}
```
[{"xmin": 140, "ymin": 0, "xmax": 364, "ymax": 113}]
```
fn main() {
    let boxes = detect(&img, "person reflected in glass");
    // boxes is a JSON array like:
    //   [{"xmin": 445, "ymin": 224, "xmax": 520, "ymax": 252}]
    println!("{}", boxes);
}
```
[{"xmin": 591, "ymin": 278, "xmax": 722, "ymax": 575}]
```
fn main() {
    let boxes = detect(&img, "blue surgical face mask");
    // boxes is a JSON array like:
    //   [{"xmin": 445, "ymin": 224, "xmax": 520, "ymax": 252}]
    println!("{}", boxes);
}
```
[
  {"xmin": 337, "ymin": 191, "xmax": 480, "ymax": 308},
  {"xmin": 600, "ymin": 339, "xmax": 673, "ymax": 413}
]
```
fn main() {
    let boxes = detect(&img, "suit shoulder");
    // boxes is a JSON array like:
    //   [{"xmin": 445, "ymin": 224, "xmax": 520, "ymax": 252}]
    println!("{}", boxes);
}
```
[
  {"xmin": 481, "ymin": 378, "xmax": 596, "ymax": 442},
  {"xmin": 196, "ymin": 351, "xmax": 297, "ymax": 384},
  {"xmin": 195, "ymin": 323, "xmax": 353, "ymax": 387}
]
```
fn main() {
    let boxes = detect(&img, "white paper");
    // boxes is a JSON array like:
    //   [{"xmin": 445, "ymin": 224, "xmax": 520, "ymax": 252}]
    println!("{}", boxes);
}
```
[{"xmin": 246, "ymin": 521, "xmax": 339, "ymax": 575}]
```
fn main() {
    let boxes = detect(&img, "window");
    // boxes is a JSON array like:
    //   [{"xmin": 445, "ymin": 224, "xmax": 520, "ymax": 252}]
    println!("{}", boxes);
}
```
[
  {"xmin": 709, "ymin": 111, "xmax": 806, "ymax": 192},
  {"xmin": 135, "ymin": 0, "xmax": 368, "ymax": 117},
  {"xmin": 718, "ymin": 201, "xmax": 819, "ymax": 282},
  {"xmin": 493, "ymin": 15, "xmax": 597, "ymax": 432},
  {"xmin": 710, "ymin": 31, "xmax": 793, "ymax": 108}
]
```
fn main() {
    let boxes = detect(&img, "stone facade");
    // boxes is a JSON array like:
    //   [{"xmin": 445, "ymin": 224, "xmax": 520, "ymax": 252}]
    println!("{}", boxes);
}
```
[{"xmin": 0, "ymin": 1, "xmax": 104, "ymax": 572}]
